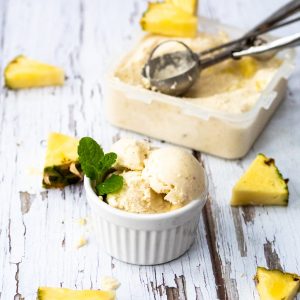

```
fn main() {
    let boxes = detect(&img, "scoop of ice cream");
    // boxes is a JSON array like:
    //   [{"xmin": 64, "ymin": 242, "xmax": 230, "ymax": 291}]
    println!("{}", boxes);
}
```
[
  {"xmin": 142, "ymin": 147, "xmax": 206, "ymax": 205},
  {"xmin": 106, "ymin": 171, "xmax": 171, "ymax": 213},
  {"xmin": 111, "ymin": 138, "xmax": 150, "ymax": 171}
]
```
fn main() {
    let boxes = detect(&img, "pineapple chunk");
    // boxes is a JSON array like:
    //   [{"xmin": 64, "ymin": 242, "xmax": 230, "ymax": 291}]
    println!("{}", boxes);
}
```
[
  {"xmin": 43, "ymin": 133, "xmax": 83, "ymax": 189},
  {"xmin": 225, "ymin": 57, "xmax": 257, "ymax": 79},
  {"xmin": 140, "ymin": 2, "xmax": 197, "ymax": 37},
  {"xmin": 255, "ymin": 267, "xmax": 300, "ymax": 300},
  {"xmin": 230, "ymin": 154, "xmax": 289, "ymax": 206},
  {"xmin": 167, "ymin": 0, "xmax": 198, "ymax": 15},
  {"xmin": 237, "ymin": 57, "xmax": 258, "ymax": 78},
  {"xmin": 4, "ymin": 55, "xmax": 64, "ymax": 89},
  {"xmin": 37, "ymin": 287, "xmax": 115, "ymax": 300}
]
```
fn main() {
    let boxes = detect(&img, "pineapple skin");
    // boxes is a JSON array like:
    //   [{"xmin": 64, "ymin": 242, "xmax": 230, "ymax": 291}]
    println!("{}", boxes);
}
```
[
  {"xmin": 43, "ymin": 133, "xmax": 83, "ymax": 189},
  {"xmin": 42, "ymin": 163, "xmax": 82, "ymax": 189},
  {"xmin": 37, "ymin": 287, "xmax": 115, "ymax": 300},
  {"xmin": 230, "ymin": 153, "xmax": 289, "ymax": 206},
  {"xmin": 255, "ymin": 267, "xmax": 300, "ymax": 300},
  {"xmin": 140, "ymin": 2, "xmax": 197, "ymax": 38},
  {"xmin": 4, "ymin": 55, "xmax": 64, "ymax": 90}
]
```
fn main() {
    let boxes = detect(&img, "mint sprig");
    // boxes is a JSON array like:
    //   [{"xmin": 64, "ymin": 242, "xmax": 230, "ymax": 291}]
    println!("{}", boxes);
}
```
[{"xmin": 78, "ymin": 137, "xmax": 123, "ymax": 195}]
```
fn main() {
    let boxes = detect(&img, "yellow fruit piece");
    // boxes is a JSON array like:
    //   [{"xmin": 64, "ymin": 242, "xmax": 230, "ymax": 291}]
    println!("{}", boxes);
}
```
[
  {"xmin": 4, "ymin": 55, "xmax": 64, "ymax": 89},
  {"xmin": 45, "ymin": 133, "xmax": 79, "ymax": 167},
  {"xmin": 37, "ymin": 287, "xmax": 115, "ymax": 300},
  {"xmin": 43, "ymin": 133, "xmax": 82, "ymax": 188},
  {"xmin": 140, "ymin": 2, "xmax": 197, "ymax": 37},
  {"xmin": 238, "ymin": 57, "xmax": 258, "ymax": 78},
  {"xmin": 255, "ymin": 267, "xmax": 300, "ymax": 300},
  {"xmin": 167, "ymin": 0, "xmax": 198, "ymax": 15},
  {"xmin": 78, "ymin": 218, "xmax": 87, "ymax": 226},
  {"xmin": 76, "ymin": 236, "xmax": 88, "ymax": 248},
  {"xmin": 224, "ymin": 57, "xmax": 257, "ymax": 79},
  {"xmin": 230, "ymin": 153, "xmax": 289, "ymax": 206}
]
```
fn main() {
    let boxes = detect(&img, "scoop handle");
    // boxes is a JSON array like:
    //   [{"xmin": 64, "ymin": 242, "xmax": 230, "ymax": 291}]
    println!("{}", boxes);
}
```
[
  {"xmin": 232, "ymin": 32, "xmax": 300, "ymax": 58},
  {"xmin": 200, "ymin": 0, "xmax": 300, "ymax": 58},
  {"xmin": 245, "ymin": 0, "xmax": 300, "ymax": 38}
]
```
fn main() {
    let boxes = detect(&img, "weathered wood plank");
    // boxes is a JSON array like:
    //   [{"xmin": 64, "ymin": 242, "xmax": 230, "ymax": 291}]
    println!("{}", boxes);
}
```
[
  {"xmin": 0, "ymin": 0, "xmax": 299, "ymax": 299},
  {"xmin": 200, "ymin": 0, "xmax": 300, "ymax": 299},
  {"xmin": 0, "ymin": 0, "xmax": 216, "ymax": 299}
]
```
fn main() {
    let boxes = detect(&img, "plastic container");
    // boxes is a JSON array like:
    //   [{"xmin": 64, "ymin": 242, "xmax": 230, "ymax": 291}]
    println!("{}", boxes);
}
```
[
  {"xmin": 84, "ymin": 174, "xmax": 208, "ymax": 265},
  {"xmin": 105, "ymin": 18, "xmax": 295, "ymax": 159}
]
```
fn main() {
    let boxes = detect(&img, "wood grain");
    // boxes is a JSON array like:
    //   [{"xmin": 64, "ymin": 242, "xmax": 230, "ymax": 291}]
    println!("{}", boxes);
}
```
[{"xmin": 0, "ymin": 0, "xmax": 299, "ymax": 299}]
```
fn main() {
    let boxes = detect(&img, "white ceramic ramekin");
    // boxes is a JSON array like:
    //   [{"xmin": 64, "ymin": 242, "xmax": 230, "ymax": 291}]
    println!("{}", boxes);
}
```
[{"xmin": 84, "ymin": 176, "xmax": 208, "ymax": 265}]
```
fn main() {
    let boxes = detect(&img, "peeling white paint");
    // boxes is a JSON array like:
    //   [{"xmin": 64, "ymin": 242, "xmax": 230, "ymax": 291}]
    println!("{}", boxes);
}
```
[{"xmin": 0, "ymin": 0, "xmax": 299, "ymax": 299}]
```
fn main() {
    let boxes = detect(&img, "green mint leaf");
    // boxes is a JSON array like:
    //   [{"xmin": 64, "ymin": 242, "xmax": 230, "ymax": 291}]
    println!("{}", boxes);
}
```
[
  {"xmin": 97, "ymin": 152, "xmax": 118, "ymax": 182},
  {"xmin": 80, "ymin": 162, "xmax": 99, "ymax": 180},
  {"xmin": 100, "ymin": 152, "xmax": 117, "ymax": 170},
  {"xmin": 96, "ymin": 174, "xmax": 123, "ymax": 196},
  {"xmin": 78, "ymin": 137, "xmax": 104, "ymax": 179}
]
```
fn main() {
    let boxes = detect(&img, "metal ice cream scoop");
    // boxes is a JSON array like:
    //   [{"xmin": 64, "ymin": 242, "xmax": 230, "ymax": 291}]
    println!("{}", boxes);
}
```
[
  {"xmin": 142, "ymin": 0, "xmax": 300, "ymax": 96},
  {"xmin": 142, "ymin": 33, "xmax": 300, "ymax": 96}
]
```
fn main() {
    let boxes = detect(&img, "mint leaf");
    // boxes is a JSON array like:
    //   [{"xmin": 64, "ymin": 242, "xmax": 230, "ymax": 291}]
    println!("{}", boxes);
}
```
[
  {"xmin": 95, "ymin": 152, "xmax": 118, "ymax": 182},
  {"xmin": 80, "ymin": 162, "xmax": 98, "ymax": 180},
  {"xmin": 100, "ymin": 152, "xmax": 117, "ymax": 171},
  {"xmin": 96, "ymin": 174, "xmax": 123, "ymax": 196},
  {"xmin": 78, "ymin": 137, "xmax": 104, "ymax": 180}
]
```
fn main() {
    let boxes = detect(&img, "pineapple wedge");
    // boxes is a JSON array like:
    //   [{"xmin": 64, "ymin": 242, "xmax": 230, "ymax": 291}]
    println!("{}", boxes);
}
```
[
  {"xmin": 4, "ymin": 55, "xmax": 64, "ymax": 89},
  {"xmin": 37, "ymin": 287, "xmax": 115, "ymax": 300},
  {"xmin": 140, "ymin": 2, "xmax": 197, "ymax": 37},
  {"xmin": 43, "ymin": 133, "xmax": 83, "ymax": 189},
  {"xmin": 167, "ymin": 0, "xmax": 198, "ymax": 15},
  {"xmin": 255, "ymin": 267, "xmax": 300, "ymax": 300},
  {"xmin": 230, "ymin": 154, "xmax": 289, "ymax": 206}
]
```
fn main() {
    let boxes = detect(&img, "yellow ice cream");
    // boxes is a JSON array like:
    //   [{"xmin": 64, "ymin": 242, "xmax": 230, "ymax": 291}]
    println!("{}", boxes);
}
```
[
  {"xmin": 106, "ymin": 171, "xmax": 171, "ymax": 213},
  {"xmin": 111, "ymin": 138, "xmax": 150, "ymax": 171},
  {"xmin": 115, "ymin": 33, "xmax": 281, "ymax": 114},
  {"xmin": 142, "ymin": 147, "xmax": 206, "ymax": 205},
  {"xmin": 107, "ymin": 139, "xmax": 206, "ymax": 213}
]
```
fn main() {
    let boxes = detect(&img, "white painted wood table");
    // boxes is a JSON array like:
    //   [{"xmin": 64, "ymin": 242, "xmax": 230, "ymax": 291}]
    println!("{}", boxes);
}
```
[{"xmin": 0, "ymin": 0, "xmax": 299, "ymax": 299}]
